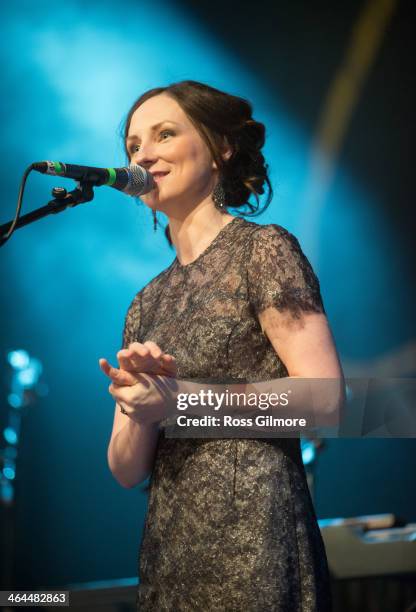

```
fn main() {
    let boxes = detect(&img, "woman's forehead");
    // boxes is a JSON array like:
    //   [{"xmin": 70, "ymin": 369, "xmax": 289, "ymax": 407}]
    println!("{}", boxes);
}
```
[{"xmin": 128, "ymin": 95, "xmax": 188, "ymax": 134}]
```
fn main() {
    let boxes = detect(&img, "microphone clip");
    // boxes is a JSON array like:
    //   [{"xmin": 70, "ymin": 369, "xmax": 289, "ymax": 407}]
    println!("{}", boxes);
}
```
[{"xmin": 49, "ymin": 179, "xmax": 95, "ymax": 210}]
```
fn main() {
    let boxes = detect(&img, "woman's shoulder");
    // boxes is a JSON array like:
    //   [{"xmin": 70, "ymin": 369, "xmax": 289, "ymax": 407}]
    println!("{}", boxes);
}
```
[
  {"xmin": 241, "ymin": 218, "xmax": 325, "ymax": 315},
  {"xmin": 238, "ymin": 218, "xmax": 316, "ymax": 282},
  {"xmin": 237, "ymin": 217, "xmax": 300, "ymax": 250}
]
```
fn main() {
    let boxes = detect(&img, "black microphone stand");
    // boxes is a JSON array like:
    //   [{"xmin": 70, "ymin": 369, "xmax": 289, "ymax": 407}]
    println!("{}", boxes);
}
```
[{"xmin": 0, "ymin": 181, "xmax": 95, "ymax": 246}]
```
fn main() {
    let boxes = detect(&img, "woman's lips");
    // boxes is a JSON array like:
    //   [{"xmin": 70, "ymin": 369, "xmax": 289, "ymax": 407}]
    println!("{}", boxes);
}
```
[{"xmin": 153, "ymin": 172, "xmax": 169, "ymax": 182}]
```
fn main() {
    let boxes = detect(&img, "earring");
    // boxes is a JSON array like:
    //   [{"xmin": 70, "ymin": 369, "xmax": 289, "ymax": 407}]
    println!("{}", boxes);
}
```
[
  {"xmin": 152, "ymin": 210, "xmax": 157, "ymax": 232},
  {"xmin": 213, "ymin": 182, "xmax": 226, "ymax": 210}
]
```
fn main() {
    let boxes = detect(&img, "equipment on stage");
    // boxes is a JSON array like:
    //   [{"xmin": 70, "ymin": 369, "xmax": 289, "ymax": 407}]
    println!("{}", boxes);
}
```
[
  {"xmin": 320, "ymin": 513, "xmax": 416, "ymax": 612},
  {"xmin": 319, "ymin": 513, "xmax": 416, "ymax": 578},
  {"xmin": 0, "ymin": 162, "xmax": 154, "ymax": 246},
  {"xmin": 32, "ymin": 161, "xmax": 154, "ymax": 197}
]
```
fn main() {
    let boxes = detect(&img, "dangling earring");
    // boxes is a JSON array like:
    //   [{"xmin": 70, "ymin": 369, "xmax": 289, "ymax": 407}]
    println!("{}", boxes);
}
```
[
  {"xmin": 152, "ymin": 210, "xmax": 157, "ymax": 232},
  {"xmin": 213, "ymin": 182, "xmax": 226, "ymax": 210}
]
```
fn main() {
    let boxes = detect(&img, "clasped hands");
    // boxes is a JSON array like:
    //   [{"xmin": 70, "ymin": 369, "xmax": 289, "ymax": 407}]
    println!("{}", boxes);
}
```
[{"xmin": 99, "ymin": 341, "xmax": 179, "ymax": 427}]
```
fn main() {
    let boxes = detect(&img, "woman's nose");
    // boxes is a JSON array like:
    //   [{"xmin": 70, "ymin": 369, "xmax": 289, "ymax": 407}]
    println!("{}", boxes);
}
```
[{"xmin": 133, "ymin": 144, "xmax": 158, "ymax": 167}]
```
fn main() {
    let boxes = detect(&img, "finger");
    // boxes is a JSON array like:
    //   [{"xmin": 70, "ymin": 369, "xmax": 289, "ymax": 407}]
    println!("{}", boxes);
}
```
[
  {"xmin": 142, "ymin": 341, "xmax": 163, "ymax": 360},
  {"xmin": 99, "ymin": 358, "xmax": 134, "ymax": 385},
  {"xmin": 100, "ymin": 357, "xmax": 124, "ymax": 377},
  {"xmin": 127, "ymin": 342, "xmax": 163, "ymax": 369},
  {"xmin": 99, "ymin": 358, "xmax": 112, "ymax": 376},
  {"xmin": 117, "ymin": 347, "xmax": 146, "ymax": 372},
  {"xmin": 126, "ymin": 343, "xmax": 172, "ymax": 373},
  {"xmin": 160, "ymin": 354, "xmax": 177, "ymax": 370},
  {"xmin": 118, "ymin": 344, "xmax": 156, "ymax": 371},
  {"xmin": 117, "ymin": 345, "xmax": 177, "ymax": 377},
  {"xmin": 128, "ymin": 342, "xmax": 152, "ymax": 357},
  {"xmin": 133, "ymin": 355, "xmax": 176, "ymax": 376},
  {"xmin": 128, "ymin": 342, "xmax": 174, "ymax": 365},
  {"xmin": 160, "ymin": 354, "xmax": 176, "ymax": 364},
  {"xmin": 158, "ymin": 361, "xmax": 177, "ymax": 376},
  {"xmin": 128, "ymin": 351, "xmax": 154, "ymax": 371},
  {"xmin": 111, "ymin": 368, "xmax": 139, "ymax": 386},
  {"xmin": 137, "ymin": 345, "xmax": 177, "ymax": 373}
]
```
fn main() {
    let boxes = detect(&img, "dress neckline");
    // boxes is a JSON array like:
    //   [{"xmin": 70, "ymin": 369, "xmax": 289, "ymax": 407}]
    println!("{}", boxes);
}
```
[{"xmin": 173, "ymin": 216, "xmax": 243, "ymax": 269}]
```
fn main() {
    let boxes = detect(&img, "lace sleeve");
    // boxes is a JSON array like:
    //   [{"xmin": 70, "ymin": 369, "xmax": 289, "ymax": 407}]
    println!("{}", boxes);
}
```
[
  {"xmin": 121, "ymin": 292, "xmax": 143, "ymax": 349},
  {"xmin": 247, "ymin": 224, "xmax": 325, "ymax": 319}
]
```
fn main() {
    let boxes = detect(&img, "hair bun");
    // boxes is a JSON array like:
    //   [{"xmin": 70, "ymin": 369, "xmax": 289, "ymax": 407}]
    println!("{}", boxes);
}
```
[{"xmin": 243, "ymin": 119, "xmax": 265, "ymax": 149}]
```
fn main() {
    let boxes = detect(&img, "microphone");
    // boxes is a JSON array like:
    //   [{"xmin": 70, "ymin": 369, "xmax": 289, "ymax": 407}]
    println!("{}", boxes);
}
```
[{"xmin": 32, "ymin": 161, "xmax": 155, "ymax": 196}]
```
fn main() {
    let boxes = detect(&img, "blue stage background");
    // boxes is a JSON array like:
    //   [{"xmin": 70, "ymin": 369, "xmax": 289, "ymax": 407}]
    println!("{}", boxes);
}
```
[{"xmin": 1, "ymin": 0, "xmax": 415, "ymax": 589}]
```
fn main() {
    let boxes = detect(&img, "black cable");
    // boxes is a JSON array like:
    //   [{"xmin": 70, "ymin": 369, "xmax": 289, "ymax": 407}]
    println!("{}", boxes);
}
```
[{"xmin": 0, "ymin": 164, "xmax": 34, "ymax": 246}]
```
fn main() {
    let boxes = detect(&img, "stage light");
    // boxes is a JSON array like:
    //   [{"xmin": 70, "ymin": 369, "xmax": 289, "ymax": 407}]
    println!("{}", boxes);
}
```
[
  {"xmin": 301, "ymin": 440, "xmax": 317, "ymax": 465},
  {"xmin": 2, "ymin": 465, "xmax": 16, "ymax": 481},
  {"xmin": 3, "ymin": 427, "xmax": 18, "ymax": 445},
  {"xmin": 7, "ymin": 349, "xmax": 30, "ymax": 370},
  {"xmin": 7, "ymin": 393, "xmax": 22, "ymax": 409}
]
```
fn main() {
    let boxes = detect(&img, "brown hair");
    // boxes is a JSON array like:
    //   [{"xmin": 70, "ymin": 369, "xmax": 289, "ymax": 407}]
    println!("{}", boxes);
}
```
[{"xmin": 123, "ymin": 80, "xmax": 273, "ymax": 244}]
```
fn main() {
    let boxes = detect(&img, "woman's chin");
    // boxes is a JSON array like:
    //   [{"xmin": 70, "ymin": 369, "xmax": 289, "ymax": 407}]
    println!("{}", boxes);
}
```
[
  {"xmin": 141, "ymin": 193, "xmax": 159, "ymax": 207},
  {"xmin": 141, "ymin": 197, "xmax": 168, "ymax": 215},
  {"xmin": 144, "ymin": 193, "xmax": 175, "ymax": 209}
]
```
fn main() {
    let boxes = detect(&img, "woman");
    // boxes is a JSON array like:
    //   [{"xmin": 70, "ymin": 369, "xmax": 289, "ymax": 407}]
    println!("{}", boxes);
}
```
[{"xmin": 99, "ymin": 80, "xmax": 344, "ymax": 611}]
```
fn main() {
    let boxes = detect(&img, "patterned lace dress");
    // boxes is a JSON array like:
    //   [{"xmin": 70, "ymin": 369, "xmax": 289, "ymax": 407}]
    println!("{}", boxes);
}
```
[{"xmin": 121, "ymin": 216, "xmax": 332, "ymax": 611}]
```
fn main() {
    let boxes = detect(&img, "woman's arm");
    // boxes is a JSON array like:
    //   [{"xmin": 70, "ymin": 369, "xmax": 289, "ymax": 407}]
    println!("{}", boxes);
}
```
[
  {"xmin": 107, "ymin": 404, "xmax": 160, "ymax": 488},
  {"xmin": 257, "ymin": 307, "xmax": 346, "ymax": 419},
  {"xmin": 103, "ymin": 341, "xmax": 176, "ymax": 488},
  {"xmin": 258, "ymin": 308, "xmax": 343, "ymax": 378}
]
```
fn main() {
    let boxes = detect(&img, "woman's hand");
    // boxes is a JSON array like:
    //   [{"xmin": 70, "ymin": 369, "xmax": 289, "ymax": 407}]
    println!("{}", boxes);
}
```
[
  {"xmin": 99, "ymin": 341, "xmax": 177, "ymax": 387},
  {"xmin": 100, "ymin": 341, "xmax": 178, "ymax": 426},
  {"xmin": 108, "ymin": 373, "xmax": 178, "ymax": 426}
]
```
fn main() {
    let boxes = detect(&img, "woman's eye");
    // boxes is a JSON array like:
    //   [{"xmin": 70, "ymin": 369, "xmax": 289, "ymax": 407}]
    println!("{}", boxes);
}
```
[
  {"xmin": 129, "ymin": 130, "xmax": 173, "ymax": 154},
  {"xmin": 159, "ymin": 129, "xmax": 174, "ymax": 140}
]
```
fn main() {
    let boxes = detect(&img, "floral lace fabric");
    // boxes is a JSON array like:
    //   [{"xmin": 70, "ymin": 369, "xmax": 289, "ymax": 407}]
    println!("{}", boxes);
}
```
[{"xmin": 122, "ymin": 216, "xmax": 332, "ymax": 611}]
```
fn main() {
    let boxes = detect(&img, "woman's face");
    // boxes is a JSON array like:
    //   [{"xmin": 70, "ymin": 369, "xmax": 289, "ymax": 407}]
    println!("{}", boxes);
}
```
[{"xmin": 126, "ymin": 93, "xmax": 217, "ymax": 214}]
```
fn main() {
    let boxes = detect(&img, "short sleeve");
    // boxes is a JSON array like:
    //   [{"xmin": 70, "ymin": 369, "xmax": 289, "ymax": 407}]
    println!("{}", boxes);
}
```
[
  {"xmin": 247, "ymin": 224, "xmax": 325, "ymax": 319},
  {"xmin": 121, "ymin": 292, "xmax": 143, "ymax": 349}
]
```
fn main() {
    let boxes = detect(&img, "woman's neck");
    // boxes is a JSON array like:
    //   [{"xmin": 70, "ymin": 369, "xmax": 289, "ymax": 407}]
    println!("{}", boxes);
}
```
[{"xmin": 167, "ymin": 207, "xmax": 235, "ymax": 266}]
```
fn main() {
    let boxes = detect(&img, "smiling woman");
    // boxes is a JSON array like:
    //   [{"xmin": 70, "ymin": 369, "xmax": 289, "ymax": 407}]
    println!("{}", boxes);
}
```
[
  {"xmin": 123, "ymin": 80, "xmax": 273, "ymax": 247},
  {"xmin": 100, "ymin": 80, "xmax": 342, "ymax": 611},
  {"xmin": 125, "ymin": 92, "xmax": 237, "ymax": 243}
]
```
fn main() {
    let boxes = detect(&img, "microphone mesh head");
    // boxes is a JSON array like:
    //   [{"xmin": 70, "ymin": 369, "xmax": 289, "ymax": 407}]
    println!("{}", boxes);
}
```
[{"xmin": 126, "ymin": 164, "xmax": 155, "ymax": 196}]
